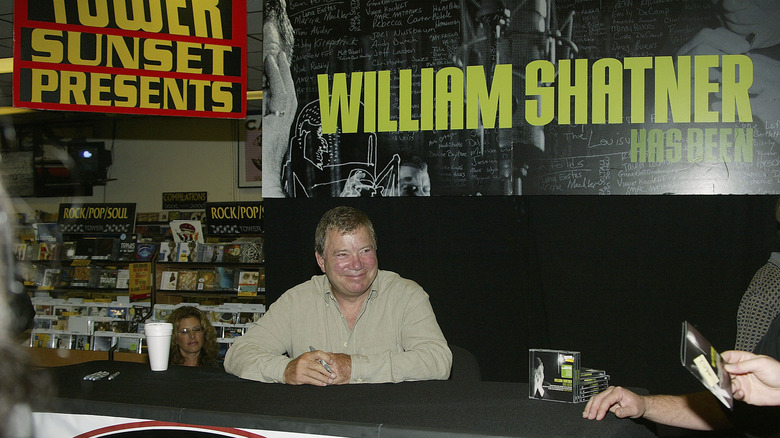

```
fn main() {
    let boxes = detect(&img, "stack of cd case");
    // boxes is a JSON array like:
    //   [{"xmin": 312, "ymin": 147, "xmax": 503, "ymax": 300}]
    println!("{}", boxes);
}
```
[
  {"xmin": 529, "ymin": 349, "xmax": 610, "ymax": 403},
  {"xmin": 578, "ymin": 368, "xmax": 610, "ymax": 401}
]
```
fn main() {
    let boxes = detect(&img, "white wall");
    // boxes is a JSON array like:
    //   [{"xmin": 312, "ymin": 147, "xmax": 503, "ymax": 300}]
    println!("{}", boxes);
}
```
[{"xmin": 11, "ymin": 116, "xmax": 260, "ymax": 220}]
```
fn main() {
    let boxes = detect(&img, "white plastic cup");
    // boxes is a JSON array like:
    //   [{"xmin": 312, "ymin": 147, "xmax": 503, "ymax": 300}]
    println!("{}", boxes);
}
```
[{"xmin": 144, "ymin": 322, "xmax": 173, "ymax": 371}]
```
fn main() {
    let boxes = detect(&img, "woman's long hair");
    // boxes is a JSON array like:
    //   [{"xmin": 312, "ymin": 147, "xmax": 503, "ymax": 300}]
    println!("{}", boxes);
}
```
[{"xmin": 167, "ymin": 306, "xmax": 219, "ymax": 367}]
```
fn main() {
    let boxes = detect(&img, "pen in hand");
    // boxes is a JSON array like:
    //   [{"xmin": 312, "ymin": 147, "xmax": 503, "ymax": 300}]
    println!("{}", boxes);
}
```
[{"xmin": 309, "ymin": 346, "xmax": 333, "ymax": 373}]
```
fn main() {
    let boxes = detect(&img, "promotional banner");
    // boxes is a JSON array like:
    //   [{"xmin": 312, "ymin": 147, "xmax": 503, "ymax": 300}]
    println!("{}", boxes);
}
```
[
  {"xmin": 14, "ymin": 0, "xmax": 247, "ymax": 118},
  {"xmin": 262, "ymin": 0, "xmax": 780, "ymax": 196}
]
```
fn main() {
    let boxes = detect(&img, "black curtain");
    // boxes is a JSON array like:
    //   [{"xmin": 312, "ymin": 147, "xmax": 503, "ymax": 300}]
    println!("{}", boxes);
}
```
[{"xmin": 264, "ymin": 195, "xmax": 779, "ymax": 394}]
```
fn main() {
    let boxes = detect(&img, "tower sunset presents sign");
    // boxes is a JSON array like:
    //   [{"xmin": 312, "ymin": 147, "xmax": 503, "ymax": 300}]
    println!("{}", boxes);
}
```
[{"xmin": 13, "ymin": 0, "xmax": 247, "ymax": 119}]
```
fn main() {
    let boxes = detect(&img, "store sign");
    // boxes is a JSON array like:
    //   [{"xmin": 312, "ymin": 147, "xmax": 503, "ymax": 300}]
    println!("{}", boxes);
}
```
[
  {"xmin": 13, "ymin": 0, "xmax": 247, "ymax": 119},
  {"xmin": 58, "ymin": 203, "xmax": 136, "ymax": 234},
  {"xmin": 162, "ymin": 191, "xmax": 208, "ymax": 210},
  {"xmin": 205, "ymin": 202, "xmax": 262, "ymax": 236}
]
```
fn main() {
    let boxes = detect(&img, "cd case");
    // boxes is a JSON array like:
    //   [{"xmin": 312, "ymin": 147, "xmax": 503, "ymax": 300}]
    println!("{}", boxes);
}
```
[
  {"xmin": 680, "ymin": 321, "xmax": 733, "ymax": 410},
  {"xmin": 529, "ymin": 349, "xmax": 580, "ymax": 402}
]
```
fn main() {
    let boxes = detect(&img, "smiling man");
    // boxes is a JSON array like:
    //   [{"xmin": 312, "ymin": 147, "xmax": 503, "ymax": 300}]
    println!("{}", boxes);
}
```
[{"xmin": 224, "ymin": 206, "xmax": 452, "ymax": 385}]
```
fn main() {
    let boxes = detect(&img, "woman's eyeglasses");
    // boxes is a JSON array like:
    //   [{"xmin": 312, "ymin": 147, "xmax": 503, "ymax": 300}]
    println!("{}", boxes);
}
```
[{"xmin": 177, "ymin": 326, "xmax": 203, "ymax": 336}]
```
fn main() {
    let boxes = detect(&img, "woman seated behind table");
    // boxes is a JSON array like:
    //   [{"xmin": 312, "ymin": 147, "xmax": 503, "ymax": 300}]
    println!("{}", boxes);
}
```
[{"xmin": 166, "ymin": 306, "xmax": 219, "ymax": 367}]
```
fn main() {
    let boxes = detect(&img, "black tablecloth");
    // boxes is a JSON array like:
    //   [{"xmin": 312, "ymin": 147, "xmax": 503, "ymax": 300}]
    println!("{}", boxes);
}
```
[{"xmin": 33, "ymin": 361, "xmax": 655, "ymax": 437}]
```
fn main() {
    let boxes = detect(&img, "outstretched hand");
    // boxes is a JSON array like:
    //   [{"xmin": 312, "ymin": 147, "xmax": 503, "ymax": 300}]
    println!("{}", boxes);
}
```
[
  {"xmin": 582, "ymin": 386, "xmax": 647, "ymax": 421},
  {"xmin": 723, "ymin": 350, "xmax": 780, "ymax": 407}
]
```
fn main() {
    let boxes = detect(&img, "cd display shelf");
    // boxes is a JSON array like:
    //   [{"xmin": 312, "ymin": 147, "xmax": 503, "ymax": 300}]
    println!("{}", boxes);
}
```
[
  {"xmin": 20, "ymin": 259, "xmax": 151, "ymax": 298},
  {"xmin": 153, "ymin": 237, "xmax": 265, "ymax": 306},
  {"xmin": 154, "ymin": 261, "xmax": 265, "ymax": 306}
]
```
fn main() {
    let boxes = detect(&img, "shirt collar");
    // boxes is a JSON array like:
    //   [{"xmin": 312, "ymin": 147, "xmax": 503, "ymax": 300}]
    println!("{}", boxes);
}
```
[{"xmin": 320, "ymin": 272, "xmax": 381, "ymax": 302}]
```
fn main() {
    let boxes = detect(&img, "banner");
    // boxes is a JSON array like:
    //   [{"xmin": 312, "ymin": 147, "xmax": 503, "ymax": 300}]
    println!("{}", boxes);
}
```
[
  {"xmin": 162, "ymin": 191, "xmax": 208, "ymax": 210},
  {"xmin": 262, "ymin": 0, "xmax": 780, "ymax": 196},
  {"xmin": 205, "ymin": 201, "xmax": 263, "ymax": 235},
  {"xmin": 14, "ymin": 0, "xmax": 247, "ymax": 119},
  {"xmin": 58, "ymin": 203, "xmax": 136, "ymax": 233}
]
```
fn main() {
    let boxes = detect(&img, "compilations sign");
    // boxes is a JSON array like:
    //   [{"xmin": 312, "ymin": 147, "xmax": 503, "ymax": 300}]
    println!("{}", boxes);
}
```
[{"xmin": 13, "ymin": 0, "xmax": 247, "ymax": 119}]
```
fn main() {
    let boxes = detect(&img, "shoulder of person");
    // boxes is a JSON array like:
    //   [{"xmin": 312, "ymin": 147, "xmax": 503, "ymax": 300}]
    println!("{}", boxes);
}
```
[
  {"xmin": 274, "ymin": 274, "xmax": 329, "ymax": 302},
  {"xmin": 376, "ymin": 270, "xmax": 427, "ymax": 296}
]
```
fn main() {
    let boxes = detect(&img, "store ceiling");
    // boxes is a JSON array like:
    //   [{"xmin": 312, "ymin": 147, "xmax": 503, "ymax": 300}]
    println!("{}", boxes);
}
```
[{"xmin": 0, "ymin": 0, "xmax": 262, "ymax": 124}]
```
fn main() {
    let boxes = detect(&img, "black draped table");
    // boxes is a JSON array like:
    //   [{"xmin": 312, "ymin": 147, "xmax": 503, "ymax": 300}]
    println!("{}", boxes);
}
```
[{"xmin": 31, "ymin": 361, "xmax": 655, "ymax": 437}]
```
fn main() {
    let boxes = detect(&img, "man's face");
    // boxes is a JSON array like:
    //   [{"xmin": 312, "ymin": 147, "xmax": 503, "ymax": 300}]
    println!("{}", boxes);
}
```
[
  {"xmin": 399, "ymin": 165, "xmax": 431, "ymax": 196},
  {"xmin": 315, "ymin": 226, "xmax": 378, "ymax": 300}
]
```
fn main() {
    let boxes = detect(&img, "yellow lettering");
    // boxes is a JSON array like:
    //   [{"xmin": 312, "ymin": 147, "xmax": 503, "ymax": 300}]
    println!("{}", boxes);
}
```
[
  {"xmin": 721, "ymin": 55, "xmax": 753, "ymax": 123},
  {"xmin": 60, "ymin": 71, "xmax": 88, "ymax": 104},
  {"xmin": 31, "ymin": 70, "xmax": 59, "ymax": 103},
  {"xmin": 318, "ymin": 72, "xmax": 363, "ymax": 134},
  {"xmin": 90, "ymin": 72, "xmax": 112, "ymax": 106},
  {"xmin": 466, "ymin": 64, "xmax": 512, "ymax": 129},
  {"xmin": 211, "ymin": 82, "xmax": 233, "ymax": 112},
  {"xmin": 420, "ymin": 68, "xmax": 434, "ymax": 131},
  {"xmin": 525, "ymin": 60, "xmax": 555, "ymax": 126},
  {"xmin": 377, "ymin": 70, "xmax": 396, "ymax": 132},
  {"xmin": 655, "ymin": 56, "xmax": 690, "ymax": 123},
  {"xmin": 189, "ymin": 80, "xmax": 209, "ymax": 111},
  {"xmin": 735, "ymin": 128, "xmax": 753, "ymax": 162},
  {"xmin": 191, "ymin": 0, "xmax": 223, "ymax": 38},
  {"xmin": 30, "ymin": 29, "xmax": 64, "ymax": 63},
  {"xmin": 52, "ymin": 0, "xmax": 67, "ymax": 24},
  {"xmin": 398, "ymin": 69, "xmax": 418, "ymax": 132},
  {"xmin": 177, "ymin": 42, "xmax": 202, "ymax": 74},
  {"xmin": 115, "ymin": 0, "xmax": 163, "ymax": 32},
  {"xmin": 166, "ymin": 0, "xmax": 190, "ymax": 36},
  {"xmin": 143, "ymin": 39, "xmax": 174, "ymax": 71},
  {"xmin": 436, "ymin": 67, "xmax": 463, "ymax": 130},
  {"xmin": 591, "ymin": 58, "xmax": 623, "ymax": 124},
  {"xmin": 106, "ymin": 35, "xmax": 139, "ymax": 68},
  {"xmin": 623, "ymin": 57, "xmax": 652, "ymax": 123},
  {"xmin": 704, "ymin": 128, "xmax": 718, "ymax": 160},
  {"xmin": 114, "ymin": 75, "xmax": 138, "ymax": 107},
  {"xmin": 139, "ymin": 75, "xmax": 158, "ymax": 108},
  {"xmin": 687, "ymin": 128, "xmax": 704, "ymax": 162},
  {"xmin": 362, "ymin": 71, "xmax": 376, "ymax": 132},
  {"xmin": 665, "ymin": 128, "xmax": 682, "ymax": 162},
  {"xmin": 694, "ymin": 56, "xmax": 720, "ymax": 123},
  {"xmin": 68, "ymin": 32, "xmax": 102, "ymax": 66},
  {"xmin": 647, "ymin": 128, "xmax": 664, "ymax": 162},
  {"xmin": 631, "ymin": 129, "xmax": 647, "ymax": 163},
  {"xmin": 204, "ymin": 45, "xmax": 230, "ymax": 75},
  {"xmin": 557, "ymin": 58, "xmax": 589, "ymax": 125},
  {"xmin": 77, "ymin": 0, "xmax": 110, "ymax": 27}
]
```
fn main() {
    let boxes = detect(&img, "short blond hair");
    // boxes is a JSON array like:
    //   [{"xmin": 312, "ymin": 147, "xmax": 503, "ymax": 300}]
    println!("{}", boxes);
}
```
[{"xmin": 314, "ymin": 206, "xmax": 377, "ymax": 256}]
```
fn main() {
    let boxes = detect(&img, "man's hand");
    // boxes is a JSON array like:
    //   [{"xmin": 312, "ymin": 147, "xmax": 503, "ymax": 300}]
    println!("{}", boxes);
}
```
[
  {"xmin": 582, "ymin": 386, "xmax": 647, "ymax": 421},
  {"xmin": 283, "ymin": 350, "xmax": 336, "ymax": 386},
  {"xmin": 723, "ymin": 350, "xmax": 780, "ymax": 406},
  {"xmin": 327, "ymin": 353, "xmax": 353, "ymax": 385}
]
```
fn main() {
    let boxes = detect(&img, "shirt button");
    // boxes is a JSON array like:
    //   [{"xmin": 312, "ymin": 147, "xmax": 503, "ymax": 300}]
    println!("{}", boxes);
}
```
[
  {"xmin": 343, "ymin": 342, "xmax": 348, "ymax": 348},
  {"xmin": 356, "ymin": 378, "xmax": 363, "ymax": 383}
]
